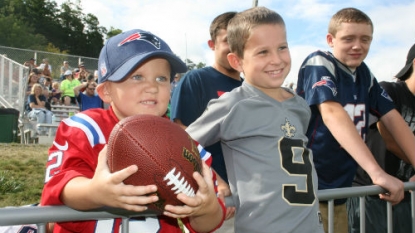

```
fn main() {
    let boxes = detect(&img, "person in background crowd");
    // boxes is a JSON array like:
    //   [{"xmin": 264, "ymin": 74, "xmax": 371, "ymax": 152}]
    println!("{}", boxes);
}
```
[
  {"xmin": 50, "ymin": 81, "xmax": 61, "ymax": 105},
  {"xmin": 38, "ymin": 58, "xmax": 52, "ymax": 82},
  {"xmin": 60, "ymin": 70, "xmax": 80, "ymax": 105},
  {"xmin": 27, "ymin": 83, "xmax": 53, "ymax": 135},
  {"xmin": 348, "ymin": 43, "xmax": 415, "ymax": 233},
  {"xmin": 26, "ymin": 72, "xmax": 39, "ymax": 97},
  {"xmin": 78, "ymin": 62, "xmax": 90, "ymax": 82},
  {"xmin": 73, "ymin": 81, "xmax": 103, "ymax": 111},
  {"xmin": 60, "ymin": 61, "xmax": 72, "ymax": 81},
  {"xmin": 170, "ymin": 73, "xmax": 181, "ymax": 94}
]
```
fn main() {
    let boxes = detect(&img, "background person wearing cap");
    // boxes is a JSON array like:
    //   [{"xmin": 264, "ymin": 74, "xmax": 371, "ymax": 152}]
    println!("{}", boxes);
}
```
[
  {"xmin": 60, "ymin": 61, "xmax": 72, "ymax": 81},
  {"xmin": 40, "ymin": 29, "xmax": 226, "ymax": 233},
  {"xmin": 59, "ymin": 69, "xmax": 80, "ymax": 105},
  {"xmin": 348, "ymin": 43, "xmax": 415, "ymax": 233},
  {"xmin": 78, "ymin": 61, "xmax": 90, "ymax": 82}
]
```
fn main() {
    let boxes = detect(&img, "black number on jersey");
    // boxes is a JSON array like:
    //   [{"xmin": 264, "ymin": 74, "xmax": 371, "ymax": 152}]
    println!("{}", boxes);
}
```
[{"xmin": 279, "ymin": 137, "xmax": 315, "ymax": 205}]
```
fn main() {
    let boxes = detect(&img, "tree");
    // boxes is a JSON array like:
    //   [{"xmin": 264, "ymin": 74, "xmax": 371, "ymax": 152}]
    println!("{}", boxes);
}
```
[
  {"xmin": 0, "ymin": 0, "xmax": 106, "ymax": 57},
  {"xmin": 106, "ymin": 27, "xmax": 123, "ymax": 39}
]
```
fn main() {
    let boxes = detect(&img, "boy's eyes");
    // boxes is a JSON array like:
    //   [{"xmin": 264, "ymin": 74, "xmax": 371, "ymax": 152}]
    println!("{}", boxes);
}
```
[
  {"xmin": 258, "ymin": 46, "xmax": 288, "ymax": 55},
  {"xmin": 156, "ymin": 76, "xmax": 169, "ymax": 82},
  {"xmin": 131, "ymin": 75, "xmax": 169, "ymax": 82}
]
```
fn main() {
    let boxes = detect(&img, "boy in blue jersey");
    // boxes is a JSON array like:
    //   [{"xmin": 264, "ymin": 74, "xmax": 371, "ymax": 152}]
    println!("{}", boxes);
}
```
[
  {"xmin": 296, "ymin": 7, "xmax": 415, "ymax": 233},
  {"xmin": 187, "ymin": 7, "xmax": 324, "ymax": 233}
]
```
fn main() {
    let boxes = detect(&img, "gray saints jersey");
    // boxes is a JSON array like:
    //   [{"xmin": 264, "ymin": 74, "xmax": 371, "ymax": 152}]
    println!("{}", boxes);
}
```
[{"xmin": 187, "ymin": 82, "xmax": 323, "ymax": 233}]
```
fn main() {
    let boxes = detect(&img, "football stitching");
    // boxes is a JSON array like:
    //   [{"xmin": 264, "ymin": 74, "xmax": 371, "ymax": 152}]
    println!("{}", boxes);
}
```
[{"xmin": 164, "ymin": 167, "xmax": 195, "ymax": 197}]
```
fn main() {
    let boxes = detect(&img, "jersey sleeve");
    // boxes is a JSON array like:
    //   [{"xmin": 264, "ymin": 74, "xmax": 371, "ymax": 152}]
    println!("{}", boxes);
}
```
[
  {"xmin": 368, "ymin": 77, "xmax": 395, "ymax": 117},
  {"xmin": 297, "ymin": 51, "xmax": 339, "ymax": 106},
  {"xmin": 186, "ymin": 94, "xmax": 231, "ymax": 149},
  {"xmin": 40, "ymin": 113, "xmax": 106, "ymax": 206}
]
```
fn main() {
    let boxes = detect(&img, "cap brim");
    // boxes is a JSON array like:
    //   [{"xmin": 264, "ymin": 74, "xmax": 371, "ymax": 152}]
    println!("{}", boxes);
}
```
[
  {"xmin": 395, "ymin": 63, "xmax": 412, "ymax": 80},
  {"xmin": 107, "ymin": 51, "xmax": 187, "ymax": 83}
]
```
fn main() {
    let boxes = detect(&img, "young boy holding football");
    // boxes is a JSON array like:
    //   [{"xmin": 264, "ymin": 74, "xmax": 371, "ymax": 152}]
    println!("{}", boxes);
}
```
[
  {"xmin": 40, "ymin": 29, "xmax": 225, "ymax": 233},
  {"xmin": 186, "ymin": 7, "xmax": 324, "ymax": 233}
]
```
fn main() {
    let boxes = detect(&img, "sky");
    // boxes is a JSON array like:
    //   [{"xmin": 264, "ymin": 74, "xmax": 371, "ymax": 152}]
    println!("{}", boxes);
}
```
[{"xmin": 56, "ymin": 0, "xmax": 415, "ymax": 86}]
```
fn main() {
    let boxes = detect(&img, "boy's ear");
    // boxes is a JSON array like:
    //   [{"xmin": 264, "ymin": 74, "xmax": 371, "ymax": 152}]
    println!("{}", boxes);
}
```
[
  {"xmin": 227, "ymin": 53, "xmax": 244, "ymax": 72},
  {"xmin": 96, "ymin": 83, "xmax": 111, "ymax": 103},
  {"xmin": 207, "ymin": 40, "xmax": 215, "ymax": 51},
  {"xmin": 326, "ymin": 33, "xmax": 334, "ymax": 48}
]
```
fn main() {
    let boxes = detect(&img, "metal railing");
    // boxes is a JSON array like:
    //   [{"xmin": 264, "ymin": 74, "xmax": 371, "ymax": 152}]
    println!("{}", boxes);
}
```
[{"xmin": 1, "ymin": 182, "xmax": 414, "ymax": 233}]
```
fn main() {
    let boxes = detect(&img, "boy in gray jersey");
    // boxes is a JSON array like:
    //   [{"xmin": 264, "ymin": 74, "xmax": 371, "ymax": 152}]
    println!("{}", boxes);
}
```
[{"xmin": 186, "ymin": 7, "xmax": 324, "ymax": 233}]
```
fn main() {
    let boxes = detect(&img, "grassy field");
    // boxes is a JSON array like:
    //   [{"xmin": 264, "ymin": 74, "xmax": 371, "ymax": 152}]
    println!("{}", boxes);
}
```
[{"xmin": 0, "ymin": 143, "xmax": 50, "ymax": 207}]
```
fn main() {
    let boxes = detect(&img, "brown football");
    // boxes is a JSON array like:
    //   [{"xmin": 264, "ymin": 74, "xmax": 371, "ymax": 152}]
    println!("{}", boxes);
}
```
[{"xmin": 107, "ymin": 114, "xmax": 202, "ymax": 212}]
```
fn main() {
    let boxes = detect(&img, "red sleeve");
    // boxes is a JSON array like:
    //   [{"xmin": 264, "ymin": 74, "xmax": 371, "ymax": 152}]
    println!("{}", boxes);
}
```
[{"xmin": 40, "ymin": 120, "xmax": 104, "ymax": 206}]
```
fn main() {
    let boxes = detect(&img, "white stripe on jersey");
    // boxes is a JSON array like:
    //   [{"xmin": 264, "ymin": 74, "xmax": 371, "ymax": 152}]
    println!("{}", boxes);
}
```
[
  {"xmin": 63, "ymin": 113, "xmax": 106, "ymax": 147},
  {"xmin": 197, "ymin": 144, "xmax": 211, "ymax": 162}
]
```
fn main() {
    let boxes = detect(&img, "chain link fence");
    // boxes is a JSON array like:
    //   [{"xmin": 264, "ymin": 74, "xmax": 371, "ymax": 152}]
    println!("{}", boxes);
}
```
[{"xmin": 0, "ymin": 45, "xmax": 98, "ymax": 81}]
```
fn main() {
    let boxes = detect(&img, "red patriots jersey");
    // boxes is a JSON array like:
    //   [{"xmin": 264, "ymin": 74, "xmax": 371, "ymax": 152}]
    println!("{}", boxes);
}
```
[{"xmin": 40, "ymin": 107, "xmax": 222, "ymax": 233}]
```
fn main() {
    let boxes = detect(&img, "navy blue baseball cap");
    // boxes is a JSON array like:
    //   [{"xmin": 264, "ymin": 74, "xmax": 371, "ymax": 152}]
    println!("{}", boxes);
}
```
[{"xmin": 98, "ymin": 29, "xmax": 187, "ymax": 84}]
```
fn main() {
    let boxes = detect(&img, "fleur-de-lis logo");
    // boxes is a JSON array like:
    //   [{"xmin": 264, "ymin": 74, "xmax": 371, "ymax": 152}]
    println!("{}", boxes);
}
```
[{"xmin": 281, "ymin": 118, "xmax": 296, "ymax": 138}]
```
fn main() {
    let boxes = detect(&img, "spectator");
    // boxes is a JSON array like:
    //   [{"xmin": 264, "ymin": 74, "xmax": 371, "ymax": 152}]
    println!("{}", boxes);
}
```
[
  {"xmin": 42, "ymin": 86, "xmax": 52, "ymax": 111},
  {"xmin": 295, "ymin": 7, "xmax": 414, "ymax": 233},
  {"xmin": 24, "ymin": 58, "xmax": 37, "ymax": 72},
  {"xmin": 40, "ymin": 28, "xmax": 225, "ymax": 233},
  {"xmin": 72, "ymin": 68, "xmax": 80, "ymax": 80},
  {"xmin": 186, "ymin": 7, "xmax": 324, "ymax": 233},
  {"xmin": 93, "ymin": 70, "xmax": 98, "ymax": 82},
  {"xmin": 26, "ymin": 72, "xmax": 39, "ymax": 97},
  {"xmin": 60, "ymin": 70, "xmax": 80, "ymax": 105},
  {"xmin": 38, "ymin": 58, "xmax": 52, "ymax": 81},
  {"xmin": 27, "ymin": 83, "xmax": 53, "ymax": 135},
  {"xmin": 42, "ymin": 77, "xmax": 53, "ymax": 91},
  {"xmin": 73, "ymin": 81, "xmax": 103, "ymax": 111},
  {"xmin": 348, "ymin": 43, "xmax": 415, "ymax": 233},
  {"xmin": 170, "ymin": 73, "xmax": 181, "ymax": 94},
  {"xmin": 60, "ymin": 61, "xmax": 72, "ymax": 81},
  {"xmin": 50, "ymin": 81, "xmax": 61, "ymax": 105},
  {"xmin": 78, "ymin": 62, "xmax": 90, "ymax": 82}
]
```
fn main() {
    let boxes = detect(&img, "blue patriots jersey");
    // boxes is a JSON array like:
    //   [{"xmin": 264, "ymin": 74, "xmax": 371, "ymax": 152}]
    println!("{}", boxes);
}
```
[{"xmin": 296, "ymin": 50, "xmax": 395, "ymax": 195}]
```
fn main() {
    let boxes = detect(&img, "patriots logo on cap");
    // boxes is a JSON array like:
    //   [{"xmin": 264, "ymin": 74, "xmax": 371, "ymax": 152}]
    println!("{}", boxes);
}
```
[
  {"xmin": 312, "ymin": 76, "xmax": 337, "ymax": 96},
  {"xmin": 118, "ymin": 32, "xmax": 161, "ymax": 49},
  {"xmin": 100, "ymin": 62, "xmax": 107, "ymax": 77}
]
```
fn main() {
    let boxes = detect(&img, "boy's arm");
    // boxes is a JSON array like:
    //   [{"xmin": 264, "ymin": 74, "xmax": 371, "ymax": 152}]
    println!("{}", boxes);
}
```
[
  {"xmin": 73, "ymin": 82, "xmax": 87, "ymax": 97},
  {"xmin": 319, "ymin": 101, "xmax": 404, "ymax": 204},
  {"xmin": 379, "ymin": 110, "xmax": 415, "ymax": 166},
  {"xmin": 377, "ymin": 121, "xmax": 410, "ymax": 163}
]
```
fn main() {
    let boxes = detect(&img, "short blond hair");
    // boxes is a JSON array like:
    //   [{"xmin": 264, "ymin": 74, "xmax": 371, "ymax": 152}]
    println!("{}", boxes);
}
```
[
  {"xmin": 30, "ymin": 83, "xmax": 43, "ymax": 95},
  {"xmin": 328, "ymin": 7, "xmax": 373, "ymax": 36}
]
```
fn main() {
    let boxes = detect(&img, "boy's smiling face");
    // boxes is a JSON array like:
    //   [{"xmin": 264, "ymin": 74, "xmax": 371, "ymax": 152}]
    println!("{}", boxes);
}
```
[
  {"xmin": 230, "ymin": 23, "xmax": 291, "ymax": 95},
  {"xmin": 327, "ymin": 22, "xmax": 373, "ymax": 69},
  {"xmin": 99, "ymin": 58, "xmax": 171, "ymax": 120}
]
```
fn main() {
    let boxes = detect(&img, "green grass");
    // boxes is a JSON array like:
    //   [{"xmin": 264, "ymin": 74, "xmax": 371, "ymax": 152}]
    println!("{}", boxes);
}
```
[{"xmin": 0, "ymin": 143, "xmax": 49, "ymax": 207}]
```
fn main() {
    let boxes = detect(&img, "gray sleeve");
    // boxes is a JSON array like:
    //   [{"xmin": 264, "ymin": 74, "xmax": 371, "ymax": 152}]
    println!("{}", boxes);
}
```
[{"xmin": 186, "ymin": 96, "xmax": 230, "ymax": 148}]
